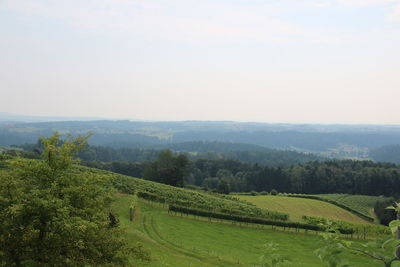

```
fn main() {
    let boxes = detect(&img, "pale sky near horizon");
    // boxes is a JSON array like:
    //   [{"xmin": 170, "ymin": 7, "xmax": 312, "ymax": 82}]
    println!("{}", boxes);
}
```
[{"xmin": 1, "ymin": 0, "xmax": 400, "ymax": 124}]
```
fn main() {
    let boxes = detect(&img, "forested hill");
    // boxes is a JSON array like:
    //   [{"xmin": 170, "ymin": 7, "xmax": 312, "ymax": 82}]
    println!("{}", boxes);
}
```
[
  {"xmin": 11, "ymin": 140, "xmax": 400, "ymax": 197},
  {"xmin": 16, "ymin": 141, "xmax": 321, "ymax": 166},
  {"xmin": 370, "ymin": 144, "xmax": 400, "ymax": 164},
  {"xmin": 2, "ymin": 120, "xmax": 400, "ymax": 157},
  {"xmin": 82, "ymin": 156, "xmax": 400, "ymax": 197}
]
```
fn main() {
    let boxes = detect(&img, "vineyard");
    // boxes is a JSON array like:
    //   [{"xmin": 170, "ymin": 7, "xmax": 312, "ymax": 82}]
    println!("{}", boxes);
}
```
[
  {"xmin": 236, "ymin": 194, "xmax": 373, "ymax": 224},
  {"xmin": 112, "ymin": 194, "xmax": 386, "ymax": 267},
  {"xmin": 77, "ymin": 166, "xmax": 289, "ymax": 221},
  {"xmin": 315, "ymin": 194, "xmax": 392, "ymax": 218},
  {"xmin": 281, "ymin": 194, "xmax": 377, "ymax": 222},
  {"xmin": 1, "ymin": 157, "xmax": 394, "ymax": 266},
  {"xmin": 74, "ymin": 166, "xmax": 390, "ymax": 240},
  {"xmin": 1, "ymin": 161, "xmax": 391, "ymax": 241},
  {"xmin": 301, "ymin": 215, "xmax": 390, "ymax": 239}
]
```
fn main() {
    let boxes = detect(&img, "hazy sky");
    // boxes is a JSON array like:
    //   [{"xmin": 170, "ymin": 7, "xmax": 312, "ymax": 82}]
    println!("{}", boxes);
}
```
[{"xmin": 1, "ymin": 0, "xmax": 400, "ymax": 124}]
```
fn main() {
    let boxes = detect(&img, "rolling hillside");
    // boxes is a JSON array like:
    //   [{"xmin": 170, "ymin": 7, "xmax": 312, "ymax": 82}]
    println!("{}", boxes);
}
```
[
  {"xmin": 0, "ymin": 157, "xmax": 393, "ymax": 266},
  {"xmin": 236, "ymin": 195, "xmax": 373, "ymax": 225},
  {"xmin": 315, "ymin": 194, "xmax": 392, "ymax": 218},
  {"xmin": 113, "ymin": 194, "xmax": 382, "ymax": 267}
]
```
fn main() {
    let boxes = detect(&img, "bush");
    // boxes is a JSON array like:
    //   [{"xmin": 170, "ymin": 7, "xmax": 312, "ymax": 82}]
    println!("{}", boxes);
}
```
[
  {"xmin": 250, "ymin": 190, "xmax": 259, "ymax": 196},
  {"xmin": 270, "ymin": 189, "xmax": 278, "ymax": 195},
  {"xmin": 0, "ymin": 134, "xmax": 137, "ymax": 266},
  {"xmin": 374, "ymin": 198, "xmax": 396, "ymax": 225},
  {"xmin": 170, "ymin": 205, "xmax": 316, "ymax": 231}
]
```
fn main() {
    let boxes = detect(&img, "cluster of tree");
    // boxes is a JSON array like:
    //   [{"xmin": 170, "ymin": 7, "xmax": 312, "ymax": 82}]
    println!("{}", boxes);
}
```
[
  {"xmin": 16, "ymin": 141, "xmax": 320, "ymax": 166},
  {"xmin": 17, "ymin": 142, "xmax": 161, "ymax": 162},
  {"xmin": 142, "ymin": 150, "xmax": 189, "ymax": 187},
  {"xmin": 190, "ymin": 159, "xmax": 400, "ymax": 197},
  {"xmin": 85, "ymin": 150, "xmax": 400, "ymax": 198},
  {"xmin": 10, "ymin": 142, "xmax": 400, "ymax": 197},
  {"xmin": 82, "ymin": 160, "xmax": 146, "ymax": 178}
]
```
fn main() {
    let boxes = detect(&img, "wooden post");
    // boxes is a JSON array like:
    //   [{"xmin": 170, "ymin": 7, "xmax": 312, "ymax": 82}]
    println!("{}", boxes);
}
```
[
  {"xmin": 396, "ymin": 211, "xmax": 400, "ymax": 259},
  {"xmin": 129, "ymin": 207, "xmax": 133, "ymax": 222}
]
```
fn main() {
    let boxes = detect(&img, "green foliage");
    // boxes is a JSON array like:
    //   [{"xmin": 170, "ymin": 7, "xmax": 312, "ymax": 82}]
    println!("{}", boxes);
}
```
[
  {"xmin": 217, "ymin": 179, "xmax": 230, "ymax": 194},
  {"xmin": 302, "ymin": 215, "xmax": 390, "ymax": 238},
  {"xmin": 287, "ymin": 194, "xmax": 376, "ymax": 222},
  {"xmin": 315, "ymin": 230, "xmax": 351, "ymax": 267},
  {"xmin": 143, "ymin": 150, "xmax": 189, "ymax": 187},
  {"xmin": 0, "ymin": 133, "xmax": 143, "ymax": 266},
  {"xmin": 315, "ymin": 219, "xmax": 400, "ymax": 267},
  {"xmin": 112, "ymin": 174, "xmax": 289, "ymax": 221},
  {"xmin": 258, "ymin": 243, "xmax": 291, "ymax": 267},
  {"xmin": 114, "ymin": 195, "xmax": 381, "ymax": 267},
  {"xmin": 169, "ymin": 205, "xmax": 321, "ymax": 231},
  {"xmin": 371, "ymin": 144, "xmax": 400, "ymax": 165},
  {"xmin": 237, "ymin": 194, "xmax": 373, "ymax": 225},
  {"xmin": 270, "ymin": 189, "xmax": 278, "ymax": 196},
  {"xmin": 317, "ymin": 193, "xmax": 392, "ymax": 218},
  {"xmin": 377, "ymin": 199, "xmax": 397, "ymax": 225}
]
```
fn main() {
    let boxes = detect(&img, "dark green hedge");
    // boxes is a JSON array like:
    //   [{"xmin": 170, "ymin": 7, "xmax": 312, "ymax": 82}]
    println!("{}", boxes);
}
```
[
  {"xmin": 137, "ymin": 191, "xmax": 289, "ymax": 221},
  {"xmin": 169, "ymin": 205, "xmax": 327, "ymax": 232}
]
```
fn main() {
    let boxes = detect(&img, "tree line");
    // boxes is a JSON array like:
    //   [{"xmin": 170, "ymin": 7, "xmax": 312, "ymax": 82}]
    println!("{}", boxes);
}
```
[
  {"xmin": 77, "ymin": 151, "xmax": 400, "ymax": 199},
  {"xmin": 15, "ymin": 141, "xmax": 322, "ymax": 166},
  {"xmin": 8, "ymin": 143, "xmax": 400, "ymax": 197}
]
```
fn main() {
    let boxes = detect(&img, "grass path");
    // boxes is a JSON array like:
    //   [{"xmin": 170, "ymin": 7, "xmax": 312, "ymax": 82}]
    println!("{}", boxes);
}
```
[
  {"xmin": 236, "ymin": 195, "xmax": 373, "ymax": 224},
  {"xmin": 113, "ymin": 194, "xmax": 382, "ymax": 266}
]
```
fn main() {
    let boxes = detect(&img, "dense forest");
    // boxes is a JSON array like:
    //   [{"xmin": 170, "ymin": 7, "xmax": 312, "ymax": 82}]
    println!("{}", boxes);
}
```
[
  {"xmin": 78, "ymin": 154, "xmax": 400, "ymax": 198},
  {"xmin": 187, "ymin": 159, "xmax": 400, "ymax": 196},
  {"xmin": 9, "ymin": 141, "xmax": 400, "ymax": 197},
  {"xmin": 370, "ymin": 144, "xmax": 400, "ymax": 164},
  {"xmin": 16, "ymin": 141, "xmax": 322, "ymax": 166}
]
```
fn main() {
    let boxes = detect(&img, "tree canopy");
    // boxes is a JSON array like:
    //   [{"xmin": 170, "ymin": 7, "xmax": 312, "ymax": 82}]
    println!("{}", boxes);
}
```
[
  {"xmin": 0, "ymin": 133, "xmax": 137, "ymax": 266},
  {"xmin": 143, "ymin": 150, "xmax": 189, "ymax": 187}
]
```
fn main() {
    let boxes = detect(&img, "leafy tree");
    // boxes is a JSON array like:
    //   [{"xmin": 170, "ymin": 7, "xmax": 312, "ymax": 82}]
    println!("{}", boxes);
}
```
[
  {"xmin": 217, "ymin": 179, "xmax": 230, "ymax": 194},
  {"xmin": 270, "ymin": 189, "xmax": 278, "ymax": 196},
  {"xmin": 375, "ymin": 198, "xmax": 397, "ymax": 225},
  {"xmin": 0, "ymin": 133, "xmax": 147, "ymax": 266},
  {"xmin": 143, "ymin": 150, "xmax": 189, "ymax": 187},
  {"xmin": 315, "ymin": 218, "xmax": 400, "ymax": 267},
  {"xmin": 258, "ymin": 242, "xmax": 291, "ymax": 267}
]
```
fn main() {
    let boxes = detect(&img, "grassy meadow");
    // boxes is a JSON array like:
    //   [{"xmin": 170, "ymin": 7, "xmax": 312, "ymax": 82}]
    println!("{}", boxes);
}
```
[
  {"xmin": 113, "ymin": 194, "xmax": 386, "ymax": 267},
  {"xmin": 236, "ymin": 195, "xmax": 372, "ymax": 224}
]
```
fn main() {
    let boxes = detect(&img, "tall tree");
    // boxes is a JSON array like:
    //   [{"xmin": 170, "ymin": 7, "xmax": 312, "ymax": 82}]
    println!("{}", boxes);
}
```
[{"xmin": 143, "ymin": 150, "xmax": 189, "ymax": 187}]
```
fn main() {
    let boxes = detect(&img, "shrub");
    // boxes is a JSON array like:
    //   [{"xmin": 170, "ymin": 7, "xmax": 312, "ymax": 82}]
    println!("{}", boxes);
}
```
[
  {"xmin": 250, "ymin": 190, "xmax": 259, "ymax": 196},
  {"xmin": 270, "ymin": 189, "xmax": 279, "ymax": 196}
]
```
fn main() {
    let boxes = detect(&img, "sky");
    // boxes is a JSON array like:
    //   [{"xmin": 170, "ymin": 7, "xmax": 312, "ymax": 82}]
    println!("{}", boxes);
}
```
[{"xmin": 1, "ymin": 0, "xmax": 400, "ymax": 124}]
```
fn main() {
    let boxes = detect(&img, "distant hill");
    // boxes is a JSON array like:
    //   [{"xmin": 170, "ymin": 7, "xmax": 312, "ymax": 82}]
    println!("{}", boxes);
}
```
[
  {"xmin": 370, "ymin": 144, "xmax": 400, "ymax": 164},
  {"xmin": 2, "ymin": 120, "xmax": 400, "ymax": 158}
]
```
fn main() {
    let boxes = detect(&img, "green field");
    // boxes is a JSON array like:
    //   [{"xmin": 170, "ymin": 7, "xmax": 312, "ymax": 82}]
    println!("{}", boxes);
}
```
[
  {"xmin": 113, "ymin": 194, "xmax": 385, "ymax": 267},
  {"xmin": 236, "ymin": 195, "xmax": 373, "ymax": 224},
  {"xmin": 315, "ymin": 194, "xmax": 392, "ymax": 218}
]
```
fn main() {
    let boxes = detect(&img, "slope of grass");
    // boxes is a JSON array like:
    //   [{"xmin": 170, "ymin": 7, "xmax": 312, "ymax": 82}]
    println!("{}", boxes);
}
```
[
  {"xmin": 236, "ymin": 195, "xmax": 373, "ymax": 225},
  {"xmin": 113, "ymin": 194, "xmax": 384, "ymax": 267},
  {"xmin": 315, "ymin": 194, "xmax": 391, "ymax": 218},
  {"xmin": 78, "ymin": 165, "xmax": 289, "ymax": 220}
]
